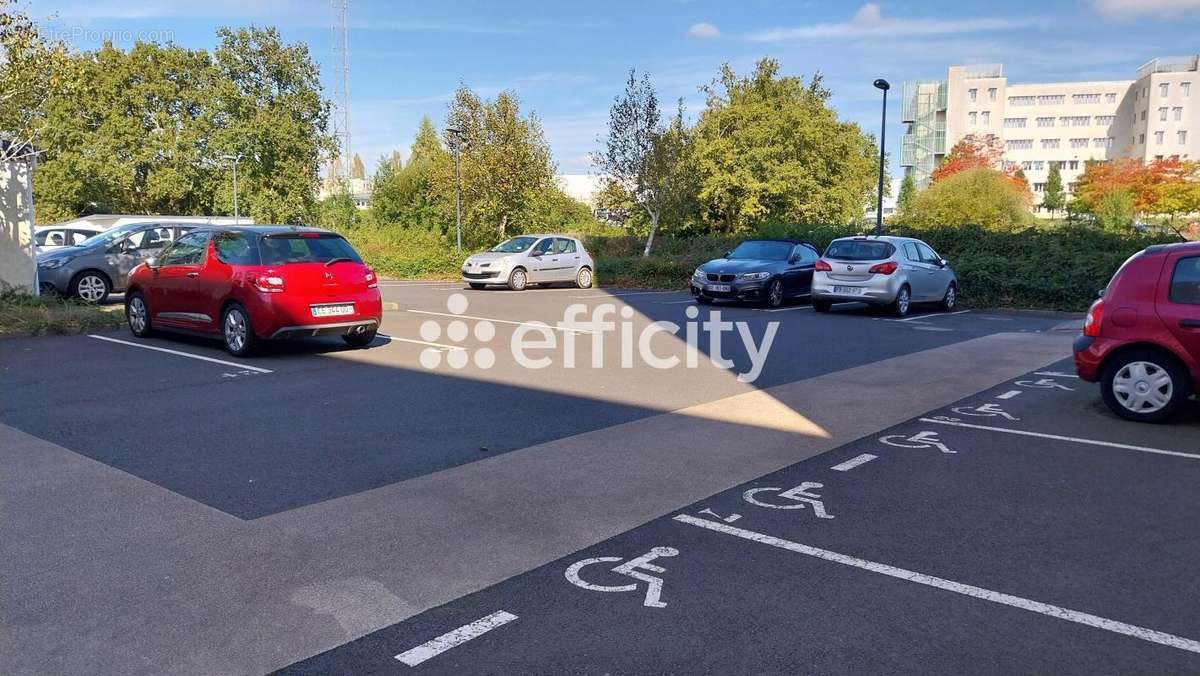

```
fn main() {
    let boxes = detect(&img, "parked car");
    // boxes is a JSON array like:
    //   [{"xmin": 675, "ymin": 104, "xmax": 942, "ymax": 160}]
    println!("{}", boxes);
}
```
[
  {"xmin": 690, "ymin": 239, "xmax": 821, "ymax": 307},
  {"xmin": 811, "ymin": 235, "xmax": 957, "ymax": 317},
  {"xmin": 1074, "ymin": 241, "xmax": 1200, "ymax": 423},
  {"xmin": 36, "ymin": 222, "xmax": 194, "ymax": 303},
  {"xmin": 461, "ymin": 234, "xmax": 594, "ymax": 290},
  {"xmin": 124, "ymin": 226, "xmax": 382, "ymax": 356},
  {"xmin": 34, "ymin": 224, "xmax": 105, "ymax": 253}
]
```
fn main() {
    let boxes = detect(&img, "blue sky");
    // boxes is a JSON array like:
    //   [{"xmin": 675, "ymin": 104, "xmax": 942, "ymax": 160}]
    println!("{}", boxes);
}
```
[{"xmin": 33, "ymin": 0, "xmax": 1200, "ymax": 178}]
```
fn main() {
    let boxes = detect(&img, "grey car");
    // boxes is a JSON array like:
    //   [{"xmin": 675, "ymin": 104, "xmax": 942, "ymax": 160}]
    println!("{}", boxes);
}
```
[
  {"xmin": 461, "ymin": 234, "xmax": 594, "ymax": 290},
  {"xmin": 36, "ymin": 222, "xmax": 194, "ymax": 303},
  {"xmin": 810, "ymin": 235, "xmax": 958, "ymax": 317}
]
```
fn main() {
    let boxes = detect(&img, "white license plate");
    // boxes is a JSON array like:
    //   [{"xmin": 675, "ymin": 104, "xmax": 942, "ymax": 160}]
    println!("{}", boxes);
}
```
[
  {"xmin": 832, "ymin": 285, "xmax": 863, "ymax": 295},
  {"xmin": 311, "ymin": 303, "xmax": 355, "ymax": 317},
  {"xmin": 706, "ymin": 284, "xmax": 731, "ymax": 293}
]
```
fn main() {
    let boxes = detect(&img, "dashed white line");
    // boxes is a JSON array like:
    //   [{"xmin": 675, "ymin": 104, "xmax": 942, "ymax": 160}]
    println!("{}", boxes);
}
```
[
  {"xmin": 919, "ymin": 418, "xmax": 1200, "ymax": 460},
  {"xmin": 394, "ymin": 611, "xmax": 518, "ymax": 666},
  {"xmin": 996, "ymin": 390, "xmax": 1022, "ymax": 400},
  {"xmin": 674, "ymin": 514, "xmax": 1200, "ymax": 654},
  {"xmin": 830, "ymin": 453, "xmax": 878, "ymax": 471},
  {"xmin": 894, "ymin": 309, "xmax": 971, "ymax": 322},
  {"xmin": 87, "ymin": 335, "xmax": 273, "ymax": 373},
  {"xmin": 406, "ymin": 309, "xmax": 594, "ymax": 334}
]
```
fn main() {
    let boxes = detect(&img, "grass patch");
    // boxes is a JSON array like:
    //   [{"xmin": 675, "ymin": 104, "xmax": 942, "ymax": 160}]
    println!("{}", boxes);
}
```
[{"xmin": 0, "ymin": 290, "xmax": 125, "ymax": 337}]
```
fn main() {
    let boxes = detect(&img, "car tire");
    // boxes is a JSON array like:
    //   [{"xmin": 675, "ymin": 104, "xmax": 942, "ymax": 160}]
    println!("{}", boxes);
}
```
[
  {"xmin": 469, "ymin": 283, "xmax": 486, "ymax": 290},
  {"xmin": 576, "ymin": 266, "xmax": 593, "ymax": 289},
  {"xmin": 813, "ymin": 300, "xmax": 832, "ymax": 313},
  {"xmin": 889, "ymin": 285, "xmax": 911, "ymax": 317},
  {"xmin": 941, "ymin": 282, "xmax": 958, "ymax": 312},
  {"xmin": 764, "ymin": 278, "xmax": 784, "ymax": 308},
  {"xmin": 1100, "ymin": 348, "xmax": 1190, "ymax": 423},
  {"xmin": 342, "ymin": 328, "xmax": 378, "ymax": 348},
  {"xmin": 221, "ymin": 303, "xmax": 257, "ymax": 357},
  {"xmin": 125, "ymin": 291, "xmax": 153, "ymax": 337},
  {"xmin": 507, "ymin": 267, "xmax": 529, "ymax": 291},
  {"xmin": 71, "ymin": 271, "xmax": 110, "ymax": 304}
]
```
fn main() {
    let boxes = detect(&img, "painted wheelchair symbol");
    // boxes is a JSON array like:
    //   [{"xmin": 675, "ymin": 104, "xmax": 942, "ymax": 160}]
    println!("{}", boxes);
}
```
[
  {"xmin": 1014, "ymin": 378, "xmax": 1074, "ymax": 391},
  {"xmin": 879, "ymin": 430, "xmax": 955, "ymax": 454},
  {"xmin": 565, "ymin": 546, "xmax": 679, "ymax": 608},
  {"xmin": 743, "ymin": 482, "xmax": 834, "ymax": 518},
  {"xmin": 949, "ymin": 402, "xmax": 1019, "ymax": 421}
]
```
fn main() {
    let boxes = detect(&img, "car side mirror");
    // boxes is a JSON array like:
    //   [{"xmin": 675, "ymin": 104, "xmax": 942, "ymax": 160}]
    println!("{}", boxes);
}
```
[
  {"xmin": 530, "ymin": 250, "xmax": 543, "ymax": 257},
  {"xmin": 723, "ymin": 251, "xmax": 732, "ymax": 259},
  {"xmin": 938, "ymin": 258, "xmax": 949, "ymax": 268},
  {"xmin": 145, "ymin": 256, "xmax": 159, "ymax": 268}
]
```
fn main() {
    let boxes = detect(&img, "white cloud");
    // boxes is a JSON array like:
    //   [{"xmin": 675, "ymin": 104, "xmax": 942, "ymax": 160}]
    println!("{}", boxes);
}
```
[
  {"xmin": 1092, "ymin": 0, "xmax": 1200, "ymax": 18},
  {"xmin": 687, "ymin": 22, "xmax": 720, "ymax": 38},
  {"xmin": 748, "ymin": 3, "xmax": 1039, "ymax": 42}
]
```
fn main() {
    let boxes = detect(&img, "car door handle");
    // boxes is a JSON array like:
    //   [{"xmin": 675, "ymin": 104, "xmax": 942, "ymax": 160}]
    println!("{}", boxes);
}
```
[
  {"xmin": 187, "ymin": 272, "xmax": 199, "ymax": 278},
  {"xmin": 1180, "ymin": 319, "xmax": 1200, "ymax": 328}
]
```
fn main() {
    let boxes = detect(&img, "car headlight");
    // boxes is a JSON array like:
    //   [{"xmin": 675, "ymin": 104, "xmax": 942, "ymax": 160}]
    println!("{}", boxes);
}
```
[
  {"xmin": 692, "ymin": 268, "xmax": 706, "ymax": 279},
  {"xmin": 39, "ymin": 258, "xmax": 67, "ymax": 269},
  {"xmin": 739, "ymin": 271, "xmax": 770, "ymax": 281}
]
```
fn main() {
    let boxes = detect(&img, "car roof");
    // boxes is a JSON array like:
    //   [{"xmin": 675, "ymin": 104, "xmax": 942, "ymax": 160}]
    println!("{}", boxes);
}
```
[
  {"xmin": 830, "ymin": 235, "xmax": 920, "ymax": 245},
  {"xmin": 1144, "ymin": 240, "xmax": 1200, "ymax": 255},
  {"xmin": 184, "ymin": 225, "xmax": 337, "ymax": 237},
  {"xmin": 513, "ymin": 233, "xmax": 577, "ymax": 239},
  {"xmin": 737, "ymin": 238, "xmax": 817, "ymax": 246}
]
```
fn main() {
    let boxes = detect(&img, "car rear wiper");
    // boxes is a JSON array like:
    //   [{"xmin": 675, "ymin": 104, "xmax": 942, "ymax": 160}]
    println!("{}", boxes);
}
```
[{"xmin": 324, "ymin": 257, "xmax": 353, "ymax": 267}]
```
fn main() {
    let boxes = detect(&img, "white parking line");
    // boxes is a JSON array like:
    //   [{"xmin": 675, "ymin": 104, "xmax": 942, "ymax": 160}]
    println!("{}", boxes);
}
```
[
  {"xmin": 394, "ymin": 611, "xmax": 518, "ymax": 666},
  {"xmin": 87, "ymin": 335, "xmax": 273, "ymax": 373},
  {"xmin": 894, "ymin": 310, "xmax": 971, "ymax": 322},
  {"xmin": 996, "ymin": 390, "xmax": 1023, "ymax": 400},
  {"xmin": 831, "ymin": 453, "xmax": 878, "ymax": 471},
  {"xmin": 674, "ymin": 514, "xmax": 1200, "ymax": 654},
  {"xmin": 378, "ymin": 281, "xmax": 452, "ymax": 287},
  {"xmin": 658, "ymin": 298, "xmax": 700, "ymax": 305},
  {"xmin": 406, "ymin": 309, "xmax": 593, "ymax": 334},
  {"xmin": 919, "ymin": 417, "xmax": 1200, "ymax": 460},
  {"xmin": 760, "ymin": 305, "xmax": 814, "ymax": 313},
  {"xmin": 569, "ymin": 290, "xmax": 683, "ymax": 299},
  {"xmin": 377, "ymin": 334, "xmax": 466, "ymax": 351},
  {"xmin": 1035, "ymin": 371, "xmax": 1080, "ymax": 379}
]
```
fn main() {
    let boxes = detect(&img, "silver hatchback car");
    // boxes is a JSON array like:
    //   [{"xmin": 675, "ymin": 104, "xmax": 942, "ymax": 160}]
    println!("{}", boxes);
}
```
[
  {"xmin": 811, "ymin": 235, "xmax": 958, "ymax": 317},
  {"xmin": 461, "ymin": 234, "xmax": 595, "ymax": 290}
]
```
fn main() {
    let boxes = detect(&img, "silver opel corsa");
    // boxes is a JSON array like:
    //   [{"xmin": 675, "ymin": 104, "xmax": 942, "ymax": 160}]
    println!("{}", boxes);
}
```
[
  {"xmin": 461, "ymin": 234, "xmax": 595, "ymax": 290},
  {"xmin": 811, "ymin": 235, "xmax": 958, "ymax": 317}
]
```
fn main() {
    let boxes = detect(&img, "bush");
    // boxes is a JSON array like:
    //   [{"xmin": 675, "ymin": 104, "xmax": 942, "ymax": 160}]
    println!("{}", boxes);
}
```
[
  {"xmin": 0, "ymin": 289, "xmax": 125, "ymax": 336},
  {"xmin": 903, "ymin": 168, "xmax": 1033, "ymax": 232}
]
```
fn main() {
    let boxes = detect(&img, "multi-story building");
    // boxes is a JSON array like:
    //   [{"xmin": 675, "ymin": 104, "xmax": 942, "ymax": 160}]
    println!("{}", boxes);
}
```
[{"xmin": 901, "ymin": 56, "xmax": 1199, "ymax": 215}]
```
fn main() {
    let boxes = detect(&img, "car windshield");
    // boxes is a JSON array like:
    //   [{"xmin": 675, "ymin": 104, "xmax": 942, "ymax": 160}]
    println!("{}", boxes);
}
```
[
  {"xmin": 825, "ymin": 240, "xmax": 895, "ymax": 261},
  {"xmin": 490, "ymin": 236, "xmax": 538, "ymax": 253},
  {"xmin": 728, "ymin": 241, "xmax": 793, "ymax": 261},
  {"xmin": 259, "ymin": 234, "xmax": 362, "ymax": 265},
  {"xmin": 93, "ymin": 223, "xmax": 157, "ymax": 246}
]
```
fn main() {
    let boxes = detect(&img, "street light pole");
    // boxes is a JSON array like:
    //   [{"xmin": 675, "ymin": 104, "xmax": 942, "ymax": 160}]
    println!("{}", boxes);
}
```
[
  {"xmin": 447, "ymin": 127, "xmax": 464, "ymax": 251},
  {"xmin": 221, "ymin": 154, "xmax": 243, "ymax": 224},
  {"xmin": 873, "ymin": 79, "xmax": 890, "ymax": 236}
]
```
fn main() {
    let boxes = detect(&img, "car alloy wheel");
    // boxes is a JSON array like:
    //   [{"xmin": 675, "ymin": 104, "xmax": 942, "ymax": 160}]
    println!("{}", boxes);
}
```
[
  {"xmin": 942, "ymin": 284, "xmax": 957, "ymax": 311},
  {"xmin": 892, "ymin": 286, "xmax": 910, "ymax": 317},
  {"xmin": 127, "ymin": 295, "xmax": 148, "ymax": 335},
  {"xmin": 577, "ymin": 267, "xmax": 593, "ymax": 289},
  {"xmin": 767, "ymin": 279, "xmax": 783, "ymax": 307},
  {"xmin": 1112, "ymin": 360, "xmax": 1173, "ymax": 414},
  {"xmin": 509, "ymin": 268, "xmax": 528, "ymax": 291},
  {"xmin": 224, "ymin": 308, "xmax": 249, "ymax": 354},
  {"xmin": 75, "ymin": 274, "xmax": 108, "ymax": 303}
]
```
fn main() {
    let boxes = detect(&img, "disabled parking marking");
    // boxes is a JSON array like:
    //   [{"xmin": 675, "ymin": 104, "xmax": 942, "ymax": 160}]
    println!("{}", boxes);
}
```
[
  {"xmin": 394, "ymin": 611, "xmax": 518, "ymax": 667},
  {"xmin": 1015, "ymin": 378, "xmax": 1074, "ymax": 391},
  {"xmin": 831, "ymin": 453, "xmax": 878, "ymax": 472},
  {"xmin": 743, "ymin": 482, "xmax": 834, "ymax": 518},
  {"xmin": 919, "ymin": 417, "xmax": 1200, "ymax": 461},
  {"xmin": 880, "ymin": 430, "xmax": 955, "ymax": 454},
  {"xmin": 698, "ymin": 508, "xmax": 742, "ymax": 523},
  {"xmin": 673, "ymin": 514, "xmax": 1200, "ymax": 655},
  {"xmin": 996, "ymin": 390, "xmax": 1023, "ymax": 400},
  {"xmin": 950, "ymin": 402, "xmax": 1019, "ymax": 421},
  {"xmin": 87, "ymin": 335, "xmax": 273, "ymax": 373},
  {"xmin": 565, "ymin": 547, "xmax": 680, "ymax": 608}
]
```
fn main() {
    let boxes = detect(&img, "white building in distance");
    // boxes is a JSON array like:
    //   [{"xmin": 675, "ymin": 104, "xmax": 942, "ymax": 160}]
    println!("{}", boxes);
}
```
[{"xmin": 902, "ymin": 56, "xmax": 1199, "ymax": 214}]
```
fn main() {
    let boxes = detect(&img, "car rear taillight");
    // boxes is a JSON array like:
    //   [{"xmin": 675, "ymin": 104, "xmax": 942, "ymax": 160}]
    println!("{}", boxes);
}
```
[
  {"xmin": 253, "ymin": 274, "xmax": 285, "ymax": 293},
  {"xmin": 365, "ymin": 268, "xmax": 378, "ymax": 289},
  {"xmin": 1083, "ymin": 299, "xmax": 1104, "ymax": 337},
  {"xmin": 868, "ymin": 261, "xmax": 898, "ymax": 275},
  {"xmin": 814, "ymin": 259, "xmax": 832, "ymax": 272}
]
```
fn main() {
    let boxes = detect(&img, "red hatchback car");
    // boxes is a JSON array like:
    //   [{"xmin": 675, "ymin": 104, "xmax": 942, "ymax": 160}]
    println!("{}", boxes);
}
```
[
  {"xmin": 1075, "ymin": 241, "xmax": 1200, "ymax": 422},
  {"xmin": 125, "ymin": 226, "xmax": 382, "ymax": 356}
]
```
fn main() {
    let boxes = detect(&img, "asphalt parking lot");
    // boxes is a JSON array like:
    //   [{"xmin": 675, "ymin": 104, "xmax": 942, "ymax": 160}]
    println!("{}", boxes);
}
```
[{"xmin": 5, "ymin": 281, "xmax": 1193, "ymax": 674}]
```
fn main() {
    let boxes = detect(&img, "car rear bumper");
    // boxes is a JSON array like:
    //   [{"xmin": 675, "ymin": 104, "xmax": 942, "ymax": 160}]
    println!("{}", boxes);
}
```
[
  {"xmin": 811, "ymin": 273, "xmax": 902, "ymax": 305},
  {"xmin": 253, "ymin": 291, "xmax": 383, "ymax": 339},
  {"xmin": 690, "ymin": 280, "xmax": 767, "ymax": 301},
  {"xmin": 269, "ymin": 319, "xmax": 379, "ymax": 339}
]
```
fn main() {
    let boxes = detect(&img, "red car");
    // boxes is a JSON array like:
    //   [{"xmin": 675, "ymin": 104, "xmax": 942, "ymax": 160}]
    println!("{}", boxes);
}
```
[
  {"xmin": 125, "ymin": 226, "xmax": 382, "ymax": 356},
  {"xmin": 1074, "ymin": 241, "xmax": 1200, "ymax": 422}
]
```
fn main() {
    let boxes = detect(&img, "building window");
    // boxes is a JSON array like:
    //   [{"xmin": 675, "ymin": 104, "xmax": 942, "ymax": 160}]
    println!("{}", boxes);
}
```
[
  {"xmin": 1032, "ymin": 160, "xmax": 1045, "ymax": 170},
  {"xmin": 1181, "ymin": 130, "xmax": 1189, "ymax": 145},
  {"xmin": 1160, "ymin": 107, "xmax": 1169, "ymax": 121},
  {"xmin": 1184, "ymin": 82, "xmax": 1191, "ymax": 97},
  {"xmin": 1009, "ymin": 95, "xmax": 1036, "ymax": 106},
  {"xmin": 969, "ymin": 111, "xmax": 977, "ymax": 126},
  {"xmin": 1105, "ymin": 92, "xmax": 1117, "ymax": 103},
  {"xmin": 1160, "ymin": 82, "xmax": 1170, "ymax": 97},
  {"xmin": 1037, "ymin": 94, "xmax": 1065, "ymax": 105},
  {"xmin": 988, "ymin": 88, "xmax": 997, "ymax": 102},
  {"xmin": 1175, "ymin": 107, "xmax": 1184, "ymax": 121},
  {"xmin": 1093, "ymin": 137, "xmax": 1114, "ymax": 149},
  {"xmin": 981, "ymin": 111, "xmax": 990, "ymax": 125},
  {"xmin": 1072, "ymin": 93, "xmax": 1101, "ymax": 104},
  {"xmin": 1033, "ymin": 183, "xmax": 1046, "ymax": 192},
  {"xmin": 1141, "ymin": 111, "xmax": 1147, "ymax": 121},
  {"xmin": 1070, "ymin": 138, "xmax": 1088, "ymax": 149},
  {"xmin": 1139, "ymin": 133, "xmax": 1146, "ymax": 144},
  {"xmin": 1060, "ymin": 116, "xmax": 1090, "ymax": 127},
  {"xmin": 1004, "ymin": 117, "xmax": 1027, "ymax": 128},
  {"xmin": 969, "ymin": 88, "xmax": 977, "ymax": 102},
  {"xmin": 1041, "ymin": 138, "xmax": 1060, "ymax": 149},
  {"xmin": 1068, "ymin": 160, "xmax": 1079, "ymax": 170},
  {"xmin": 1095, "ymin": 115, "xmax": 1115, "ymax": 126},
  {"xmin": 1155, "ymin": 131, "xmax": 1165, "ymax": 145},
  {"xmin": 1020, "ymin": 161, "xmax": 1033, "ymax": 170},
  {"xmin": 1007, "ymin": 139, "xmax": 1034, "ymax": 150},
  {"xmin": 1036, "ymin": 117, "xmax": 1055, "ymax": 128}
]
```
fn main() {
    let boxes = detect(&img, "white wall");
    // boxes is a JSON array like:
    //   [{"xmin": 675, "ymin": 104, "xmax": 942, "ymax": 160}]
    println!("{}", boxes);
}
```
[{"xmin": 0, "ymin": 161, "xmax": 36, "ymax": 292}]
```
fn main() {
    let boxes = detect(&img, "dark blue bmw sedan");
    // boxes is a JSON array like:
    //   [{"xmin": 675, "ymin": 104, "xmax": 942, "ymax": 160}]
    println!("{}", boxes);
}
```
[{"xmin": 689, "ymin": 239, "xmax": 822, "ymax": 307}]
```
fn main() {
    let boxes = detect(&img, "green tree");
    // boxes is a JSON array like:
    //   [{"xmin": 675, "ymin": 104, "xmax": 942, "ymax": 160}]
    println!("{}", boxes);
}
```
[
  {"xmin": 904, "ymin": 167, "xmax": 1032, "ymax": 231},
  {"xmin": 1042, "ymin": 164, "xmax": 1065, "ymax": 215},
  {"xmin": 371, "ymin": 116, "xmax": 449, "ymax": 230},
  {"xmin": 1, "ymin": 0, "xmax": 77, "ymax": 165},
  {"xmin": 350, "ymin": 153, "xmax": 366, "ymax": 180},
  {"xmin": 690, "ymin": 59, "xmax": 878, "ymax": 232},
  {"xmin": 1094, "ymin": 189, "xmax": 1135, "ymax": 232},
  {"xmin": 894, "ymin": 172, "xmax": 917, "ymax": 221}
]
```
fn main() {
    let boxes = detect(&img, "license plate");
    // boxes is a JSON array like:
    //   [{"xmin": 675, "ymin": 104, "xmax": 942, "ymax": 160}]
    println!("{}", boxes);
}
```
[
  {"xmin": 706, "ymin": 284, "xmax": 731, "ymax": 293},
  {"xmin": 832, "ymin": 285, "xmax": 862, "ymax": 295},
  {"xmin": 311, "ymin": 303, "xmax": 355, "ymax": 317}
]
